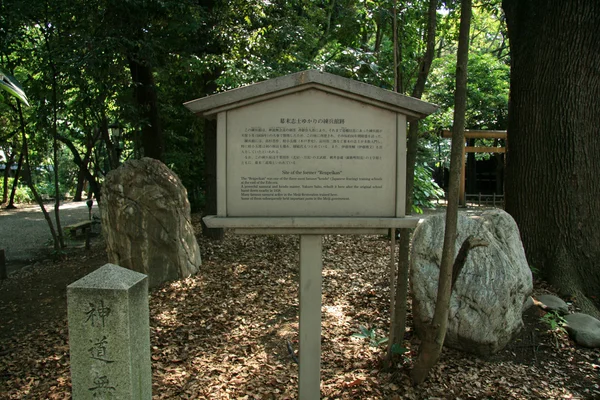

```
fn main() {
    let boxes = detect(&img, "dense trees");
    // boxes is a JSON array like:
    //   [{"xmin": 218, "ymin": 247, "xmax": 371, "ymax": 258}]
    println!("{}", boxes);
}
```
[
  {"xmin": 503, "ymin": 0, "xmax": 600, "ymax": 317},
  {"xmin": 1, "ymin": 0, "xmax": 512, "ymax": 211},
  {"xmin": 3, "ymin": 0, "xmax": 599, "ymax": 384}
]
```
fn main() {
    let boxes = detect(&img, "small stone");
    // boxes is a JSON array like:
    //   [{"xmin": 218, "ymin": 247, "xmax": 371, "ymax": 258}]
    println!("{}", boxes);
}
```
[
  {"xmin": 536, "ymin": 294, "xmax": 569, "ymax": 315},
  {"xmin": 564, "ymin": 313, "xmax": 600, "ymax": 348}
]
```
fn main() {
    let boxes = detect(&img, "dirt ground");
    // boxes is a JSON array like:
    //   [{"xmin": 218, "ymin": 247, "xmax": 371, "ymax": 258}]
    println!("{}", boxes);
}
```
[
  {"xmin": 0, "ymin": 212, "xmax": 599, "ymax": 399},
  {"xmin": 0, "ymin": 201, "xmax": 96, "ymax": 275}
]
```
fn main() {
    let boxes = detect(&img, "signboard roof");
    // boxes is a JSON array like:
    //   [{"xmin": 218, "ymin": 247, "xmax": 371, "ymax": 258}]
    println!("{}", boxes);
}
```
[{"xmin": 184, "ymin": 70, "xmax": 437, "ymax": 120}]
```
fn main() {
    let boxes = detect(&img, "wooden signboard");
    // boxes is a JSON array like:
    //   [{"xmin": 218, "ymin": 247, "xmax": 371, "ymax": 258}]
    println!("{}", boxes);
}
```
[{"xmin": 185, "ymin": 70, "xmax": 437, "ymax": 399}]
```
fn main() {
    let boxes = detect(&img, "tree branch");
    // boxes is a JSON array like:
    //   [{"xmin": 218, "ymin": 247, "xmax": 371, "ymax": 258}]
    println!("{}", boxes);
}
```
[{"xmin": 451, "ymin": 236, "xmax": 489, "ymax": 292}]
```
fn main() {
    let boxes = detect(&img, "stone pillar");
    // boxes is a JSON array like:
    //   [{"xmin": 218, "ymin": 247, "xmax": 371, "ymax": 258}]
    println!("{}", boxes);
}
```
[{"xmin": 67, "ymin": 264, "xmax": 151, "ymax": 399}]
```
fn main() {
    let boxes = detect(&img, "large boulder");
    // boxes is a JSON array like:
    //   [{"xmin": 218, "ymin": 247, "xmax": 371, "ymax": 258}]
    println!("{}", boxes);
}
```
[
  {"xmin": 410, "ymin": 209, "xmax": 533, "ymax": 356},
  {"xmin": 100, "ymin": 158, "xmax": 201, "ymax": 287}
]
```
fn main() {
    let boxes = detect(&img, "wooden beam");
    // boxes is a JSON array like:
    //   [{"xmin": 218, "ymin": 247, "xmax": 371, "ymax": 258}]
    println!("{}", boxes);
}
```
[
  {"xmin": 464, "ymin": 146, "xmax": 506, "ymax": 153},
  {"xmin": 442, "ymin": 129, "xmax": 507, "ymax": 139}
]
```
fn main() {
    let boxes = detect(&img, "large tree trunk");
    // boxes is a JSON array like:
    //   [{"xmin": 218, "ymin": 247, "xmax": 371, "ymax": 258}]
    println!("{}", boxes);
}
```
[
  {"xmin": 503, "ymin": 0, "xmax": 600, "ymax": 316},
  {"xmin": 128, "ymin": 57, "xmax": 163, "ymax": 161}
]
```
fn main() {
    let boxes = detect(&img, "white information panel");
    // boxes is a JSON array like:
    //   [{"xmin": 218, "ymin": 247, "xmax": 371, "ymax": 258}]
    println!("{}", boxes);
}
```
[{"xmin": 226, "ymin": 89, "xmax": 398, "ymax": 217}]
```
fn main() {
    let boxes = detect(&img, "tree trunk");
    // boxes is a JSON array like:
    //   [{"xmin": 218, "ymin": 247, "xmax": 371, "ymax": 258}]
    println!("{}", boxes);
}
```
[
  {"xmin": 2, "ymin": 148, "xmax": 15, "ymax": 204},
  {"xmin": 58, "ymin": 134, "xmax": 102, "ymax": 202},
  {"xmin": 49, "ymin": 60, "xmax": 64, "ymax": 249},
  {"xmin": 128, "ymin": 57, "xmax": 163, "ymax": 161},
  {"xmin": 411, "ymin": 0, "xmax": 471, "ymax": 385},
  {"xmin": 392, "ymin": 0, "xmax": 399, "ymax": 92},
  {"xmin": 7, "ymin": 149, "xmax": 23, "ymax": 209},
  {"xmin": 73, "ymin": 130, "xmax": 97, "ymax": 201},
  {"xmin": 503, "ymin": 0, "xmax": 600, "ymax": 317},
  {"xmin": 73, "ymin": 165, "xmax": 86, "ymax": 202},
  {"xmin": 17, "ymin": 102, "xmax": 60, "ymax": 250},
  {"xmin": 387, "ymin": 0, "xmax": 438, "ymax": 362}
]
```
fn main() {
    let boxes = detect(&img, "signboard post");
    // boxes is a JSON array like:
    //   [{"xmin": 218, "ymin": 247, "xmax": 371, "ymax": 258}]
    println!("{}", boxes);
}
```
[{"xmin": 185, "ymin": 70, "xmax": 437, "ymax": 398}]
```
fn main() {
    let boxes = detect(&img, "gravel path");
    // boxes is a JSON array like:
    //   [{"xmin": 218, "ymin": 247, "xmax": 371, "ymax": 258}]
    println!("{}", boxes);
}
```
[{"xmin": 0, "ymin": 201, "xmax": 98, "ymax": 274}]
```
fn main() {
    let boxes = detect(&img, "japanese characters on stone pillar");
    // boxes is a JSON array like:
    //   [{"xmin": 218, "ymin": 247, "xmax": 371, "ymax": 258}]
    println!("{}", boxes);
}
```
[{"xmin": 67, "ymin": 263, "xmax": 151, "ymax": 399}]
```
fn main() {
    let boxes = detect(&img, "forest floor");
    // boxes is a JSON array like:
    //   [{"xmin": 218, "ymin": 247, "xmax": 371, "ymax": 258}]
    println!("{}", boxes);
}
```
[{"xmin": 0, "ymin": 213, "xmax": 599, "ymax": 399}]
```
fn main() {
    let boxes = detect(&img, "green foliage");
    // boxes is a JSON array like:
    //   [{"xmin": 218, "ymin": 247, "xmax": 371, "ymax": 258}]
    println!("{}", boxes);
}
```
[
  {"xmin": 540, "ymin": 311, "xmax": 568, "ymax": 348},
  {"xmin": 421, "ymin": 1, "xmax": 509, "ymax": 168},
  {"xmin": 0, "ymin": 0, "xmax": 513, "ymax": 218},
  {"xmin": 540, "ymin": 311, "xmax": 567, "ymax": 332},
  {"xmin": 390, "ymin": 343, "xmax": 408, "ymax": 356},
  {"xmin": 352, "ymin": 326, "xmax": 388, "ymax": 348},
  {"xmin": 0, "ymin": 177, "xmax": 31, "ymax": 203},
  {"xmin": 413, "ymin": 163, "xmax": 445, "ymax": 213},
  {"xmin": 529, "ymin": 264, "xmax": 540, "ymax": 278},
  {"xmin": 425, "ymin": 52, "xmax": 509, "ymax": 132}
]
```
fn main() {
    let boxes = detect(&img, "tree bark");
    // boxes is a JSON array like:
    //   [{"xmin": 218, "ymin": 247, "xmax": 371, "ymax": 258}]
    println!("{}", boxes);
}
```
[
  {"xmin": 73, "ymin": 164, "xmax": 86, "ymax": 202},
  {"xmin": 503, "ymin": 0, "xmax": 600, "ymax": 317},
  {"xmin": 128, "ymin": 57, "xmax": 163, "ymax": 161},
  {"xmin": 411, "ymin": 0, "xmax": 471, "ymax": 385},
  {"xmin": 7, "ymin": 148, "xmax": 23, "ymax": 209},
  {"xmin": 387, "ymin": 0, "xmax": 438, "ymax": 362},
  {"xmin": 17, "ymin": 101, "xmax": 60, "ymax": 250},
  {"xmin": 2, "ymin": 148, "xmax": 15, "ymax": 205},
  {"xmin": 58, "ymin": 134, "xmax": 102, "ymax": 202},
  {"xmin": 49, "ymin": 59, "xmax": 64, "ymax": 249}
]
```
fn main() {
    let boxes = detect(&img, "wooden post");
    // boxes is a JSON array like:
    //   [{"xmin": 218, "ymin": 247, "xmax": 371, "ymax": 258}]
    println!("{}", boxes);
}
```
[
  {"xmin": 298, "ymin": 235, "xmax": 322, "ymax": 400},
  {"xmin": 0, "ymin": 249, "xmax": 7, "ymax": 280}
]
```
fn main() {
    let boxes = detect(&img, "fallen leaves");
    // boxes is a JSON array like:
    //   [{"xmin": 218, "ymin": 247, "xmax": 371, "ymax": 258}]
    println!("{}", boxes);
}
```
[{"xmin": 0, "ymin": 224, "xmax": 599, "ymax": 399}]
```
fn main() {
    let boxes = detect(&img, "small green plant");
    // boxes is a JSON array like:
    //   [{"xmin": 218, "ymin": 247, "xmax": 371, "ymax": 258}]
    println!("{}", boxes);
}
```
[
  {"xmin": 540, "ymin": 311, "xmax": 566, "ymax": 331},
  {"xmin": 529, "ymin": 264, "xmax": 540, "ymax": 278},
  {"xmin": 540, "ymin": 311, "xmax": 567, "ymax": 348},
  {"xmin": 352, "ymin": 326, "xmax": 388, "ymax": 348},
  {"xmin": 390, "ymin": 343, "xmax": 408, "ymax": 356},
  {"xmin": 50, "ymin": 249, "xmax": 67, "ymax": 261}
]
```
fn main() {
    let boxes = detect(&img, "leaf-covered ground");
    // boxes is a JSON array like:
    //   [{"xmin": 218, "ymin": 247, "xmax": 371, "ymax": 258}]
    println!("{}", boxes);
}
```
[{"xmin": 0, "ymin": 215, "xmax": 599, "ymax": 399}]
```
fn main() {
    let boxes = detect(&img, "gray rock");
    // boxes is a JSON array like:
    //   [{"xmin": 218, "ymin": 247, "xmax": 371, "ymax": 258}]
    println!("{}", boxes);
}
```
[
  {"xmin": 410, "ymin": 209, "xmax": 533, "ymax": 356},
  {"xmin": 101, "ymin": 158, "xmax": 201, "ymax": 288},
  {"xmin": 536, "ymin": 294, "xmax": 569, "ymax": 315},
  {"xmin": 564, "ymin": 313, "xmax": 600, "ymax": 348}
]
